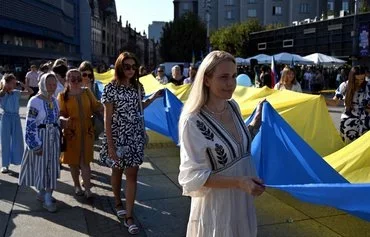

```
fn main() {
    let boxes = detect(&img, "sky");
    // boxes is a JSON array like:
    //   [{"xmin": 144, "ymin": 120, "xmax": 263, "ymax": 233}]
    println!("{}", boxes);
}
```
[{"xmin": 115, "ymin": 0, "xmax": 173, "ymax": 35}]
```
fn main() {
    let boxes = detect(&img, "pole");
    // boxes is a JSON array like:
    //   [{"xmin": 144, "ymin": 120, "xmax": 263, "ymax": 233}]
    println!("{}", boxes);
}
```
[
  {"xmin": 205, "ymin": 0, "xmax": 211, "ymax": 53},
  {"xmin": 351, "ymin": 0, "xmax": 359, "ymax": 66}
]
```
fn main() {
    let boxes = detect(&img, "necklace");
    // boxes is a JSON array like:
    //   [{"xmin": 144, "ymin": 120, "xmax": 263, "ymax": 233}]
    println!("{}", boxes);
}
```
[{"xmin": 204, "ymin": 103, "xmax": 227, "ymax": 115}]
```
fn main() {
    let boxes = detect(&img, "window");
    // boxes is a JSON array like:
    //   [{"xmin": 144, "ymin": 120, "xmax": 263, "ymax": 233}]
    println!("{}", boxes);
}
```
[
  {"xmin": 225, "ymin": 0, "xmax": 234, "ymax": 6},
  {"xmin": 283, "ymin": 39, "xmax": 294, "ymax": 48},
  {"xmin": 248, "ymin": 9, "xmax": 257, "ymax": 17},
  {"xmin": 258, "ymin": 42, "xmax": 266, "ymax": 50},
  {"xmin": 327, "ymin": 0, "xmax": 334, "ymax": 11},
  {"xmin": 300, "ymin": 3, "xmax": 310, "ymax": 13},
  {"xmin": 225, "ymin": 10, "xmax": 234, "ymax": 19},
  {"xmin": 248, "ymin": 0, "xmax": 256, "ymax": 3},
  {"xmin": 342, "ymin": 0, "xmax": 349, "ymax": 12},
  {"xmin": 273, "ymin": 6, "xmax": 282, "ymax": 15},
  {"xmin": 183, "ymin": 3, "xmax": 189, "ymax": 10}
]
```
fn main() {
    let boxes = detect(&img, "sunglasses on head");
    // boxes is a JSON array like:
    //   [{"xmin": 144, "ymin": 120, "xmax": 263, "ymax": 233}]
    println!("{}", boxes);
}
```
[
  {"xmin": 82, "ymin": 72, "xmax": 93, "ymax": 79},
  {"xmin": 123, "ymin": 63, "xmax": 137, "ymax": 71}
]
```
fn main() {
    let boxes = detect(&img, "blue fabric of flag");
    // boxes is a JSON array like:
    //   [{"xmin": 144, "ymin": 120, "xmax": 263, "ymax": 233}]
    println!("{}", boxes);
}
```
[{"xmin": 142, "ymin": 91, "xmax": 370, "ymax": 222}]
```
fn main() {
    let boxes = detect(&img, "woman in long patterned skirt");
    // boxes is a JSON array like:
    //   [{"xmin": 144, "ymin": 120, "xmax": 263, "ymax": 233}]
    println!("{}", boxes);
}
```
[{"xmin": 19, "ymin": 73, "xmax": 60, "ymax": 212}]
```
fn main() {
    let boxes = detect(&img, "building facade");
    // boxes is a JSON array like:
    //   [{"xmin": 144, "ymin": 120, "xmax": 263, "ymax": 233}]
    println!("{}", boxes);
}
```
[
  {"xmin": 175, "ymin": 0, "xmax": 370, "ymax": 30},
  {"xmin": 248, "ymin": 12, "xmax": 370, "ymax": 64},
  {"xmin": 148, "ymin": 21, "xmax": 167, "ymax": 43},
  {"xmin": 174, "ymin": 0, "xmax": 199, "ymax": 19},
  {"xmin": 0, "ymin": 0, "xmax": 91, "ymax": 67}
]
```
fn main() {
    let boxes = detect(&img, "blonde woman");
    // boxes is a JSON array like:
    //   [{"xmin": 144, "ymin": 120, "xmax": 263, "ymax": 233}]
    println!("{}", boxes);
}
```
[
  {"xmin": 274, "ymin": 67, "xmax": 302, "ymax": 92},
  {"xmin": 178, "ymin": 50, "xmax": 265, "ymax": 237},
  {"xmin": 58, "ymin": 69, "xmax": 102, "ymax": 199}
]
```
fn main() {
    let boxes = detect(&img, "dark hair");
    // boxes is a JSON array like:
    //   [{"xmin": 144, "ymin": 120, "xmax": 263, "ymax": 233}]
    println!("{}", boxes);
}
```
[
  {"xmin": 345, "ymin": 66, "xmax": 366, "ymax": 111},
  {"xmin": 114, "ymin": 52, "xmax": 140, "ymax": 89},
  {"xmin": 78, "ymin": 61, "xmax": 95, "ymax": 82},
  {"xmin": 139, "ymin": 65, "xmax": 147, "ymax": 76},
  {"xmin": 261, "ymin": 65, "xmax": 269, "ymax": 73},
  {"xmin": 63, "ymin": 69, "xmax": 81, "ymax": 101}
]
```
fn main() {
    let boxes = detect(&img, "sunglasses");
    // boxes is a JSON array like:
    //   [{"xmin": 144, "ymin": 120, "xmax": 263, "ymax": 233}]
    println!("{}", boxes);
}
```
[
  {"xmin": 123, "ymin": 64, "xmax": 137, "ymax": 71},
  {"xmin": 70, "ymin": 78, "xmax": 82, "ymax": 83},
  {"xmin": 158, "ymin": 70, "xmax": 164, "ymax": 72},
  {"xmin": 82, "ymin": 72, "xmax": 93, "ymax": 79}
]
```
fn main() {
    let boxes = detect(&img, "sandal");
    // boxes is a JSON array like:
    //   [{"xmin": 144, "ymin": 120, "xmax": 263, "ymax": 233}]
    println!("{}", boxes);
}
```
[
  {"xmin": 115, "ymin": 203, "xmax": 126, "ymax": 219},
  {"xmin": 124, "ymin": 216, "xmax": 139, "ymax": 235}
]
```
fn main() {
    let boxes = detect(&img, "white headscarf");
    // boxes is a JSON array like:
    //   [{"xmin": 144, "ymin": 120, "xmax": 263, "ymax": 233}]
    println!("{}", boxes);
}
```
[{"xmin": 38, "ymin": 72, "xmax": 57, "ymax": 97}]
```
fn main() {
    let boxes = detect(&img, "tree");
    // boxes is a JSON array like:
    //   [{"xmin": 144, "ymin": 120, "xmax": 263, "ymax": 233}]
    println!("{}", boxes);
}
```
[
  {"xmin": 210, "ymin": 19, "xmax": 264, "ymax": 57},
  {"xmin": 159, "ymin": 13, "xmax": 207, "ymax": 62}
]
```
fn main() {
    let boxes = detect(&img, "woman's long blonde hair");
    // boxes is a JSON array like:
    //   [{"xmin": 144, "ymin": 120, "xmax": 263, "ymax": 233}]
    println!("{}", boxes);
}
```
[
  {"xmin": 280, "ymin": 66, "xmax": 297, "ymax": 86},
  {"xmin": 179, "ymin": 50, "xmax": 235, "ymax": 125}
]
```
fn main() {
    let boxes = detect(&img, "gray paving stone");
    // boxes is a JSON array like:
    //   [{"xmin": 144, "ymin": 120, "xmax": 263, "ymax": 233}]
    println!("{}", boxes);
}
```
[
  {"xmin": 139, "ymin": 160, "xmax": 162, "ymax": 176},
  {"xmin": 266, "ymin": 188, "xmax": 344, "ymax": 218},
  {"xmin": 147, "ymin": 156, "xmax": 180, "ymax": 173},
  {"xmin": 315, "ymin": 214, "xmax": 370, "ymax": 237},
  {"xmin": 5, "ymin": 207, "xmax": 89, "ymax": 237},
  {"xmin": 134, "ymin": 197, "xmax": 190, "ymax": 237},
  {"xmin": 145, "ymin": 148, "xmax": 180, "ymax": 159},
  {"xmin": 166, "ymin": 172, "xmax": 181, "ymax": 189},
  {"xmin": 257, "ymin": 219, "xmax": 342, "ymax": 237},
  {"xmin": 122, "ymin": 175, "xmax": 182, "ymax": 201},
  {"xmin": 256, "ymin": 191, "xmax": 310, "ymax": 225}
]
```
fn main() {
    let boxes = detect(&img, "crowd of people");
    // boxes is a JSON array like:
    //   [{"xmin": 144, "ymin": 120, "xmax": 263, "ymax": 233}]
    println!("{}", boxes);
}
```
[{"xmin": 1, "ymin": 50, "xmax": 370, "ymax": 236}]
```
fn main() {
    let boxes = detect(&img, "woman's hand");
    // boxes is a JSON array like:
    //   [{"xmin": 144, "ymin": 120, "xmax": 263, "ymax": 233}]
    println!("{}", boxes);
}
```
[
  {"xmin": 108, "ymin": 144, "xmax": 119, "ymax": 161},
  {"xmin": 60, "ymin": 117, "xmax": 72, "ymax": 129},
  {"xmin": 34, "ymin": 149, "xmax": 43, "ymax": 156},
  {"xmin": 238, "ymin": 176, "xmax": 265, "ymax": 196},
  {"xmin": 251, "ymin": 99, "xmax": 265, "ymax": 128},
  {"xmin": 152, "ymin": 89, "xmax": 164, "ymax": 100}
]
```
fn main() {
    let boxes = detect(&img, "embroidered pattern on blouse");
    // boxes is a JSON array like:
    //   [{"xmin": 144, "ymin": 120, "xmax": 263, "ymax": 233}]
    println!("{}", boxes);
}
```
[
  {"xmin": 215, "ymin": 143, "xmax": 228, "ymax": 165},
  {"xmin": 26, "ymin": 106, "xmax": 41, "ymax": 150},
  {"xmin": 196, "ymin": 120, "xmax": 214, "ymax": 141}
]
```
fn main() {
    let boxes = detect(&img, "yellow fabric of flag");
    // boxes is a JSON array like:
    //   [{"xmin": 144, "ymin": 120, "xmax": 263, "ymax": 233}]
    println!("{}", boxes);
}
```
[{"xmin": 95, "ymin": 72, "xmax": 370, "ymax": 183}]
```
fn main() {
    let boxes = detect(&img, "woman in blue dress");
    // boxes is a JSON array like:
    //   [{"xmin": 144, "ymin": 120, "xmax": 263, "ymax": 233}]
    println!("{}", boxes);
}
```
[
  {"xmin": 0, "ymin": 73, "xmax": 33, "ymax": 173},
  {"xmin": 18, "ymin": 73, "xmax": 60, "ymax": 212}
]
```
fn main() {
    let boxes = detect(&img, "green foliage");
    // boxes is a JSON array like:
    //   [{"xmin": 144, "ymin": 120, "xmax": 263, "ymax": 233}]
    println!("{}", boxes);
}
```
[
  {"xmin": 265, "ymin": 23, "xmax": 285, "ymax": 30},
  {"xmin": 159, "ymin": 13, "xmax": 207, "ymax": 62},
  {"xmin": 359, "ymin": 0, "xmax": 370, "ymax": 13},
  {"xmin": 210, "ymin": 19, "xmax": 264, "ymax": 57}
]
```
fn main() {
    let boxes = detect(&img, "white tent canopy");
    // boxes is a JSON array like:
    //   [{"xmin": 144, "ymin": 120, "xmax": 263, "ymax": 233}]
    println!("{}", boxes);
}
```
[
  {"xmin": 273, "ymin": 52, "xmax": 314, "ymax": 65},
  {"xmin": 303, "ymin": 53, "xmax": 346, "ymax": 66},
  {"xmin": 246, "ymin": 54, "xmax": 272, "ymax": 64},
  {"xmin": 235, "ymin": 57, "xmax": 248, "ymax": 65}
]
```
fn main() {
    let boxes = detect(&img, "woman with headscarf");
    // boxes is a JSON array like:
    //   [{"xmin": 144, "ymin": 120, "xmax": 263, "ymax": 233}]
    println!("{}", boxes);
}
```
[{"xmin": 18, "ymin": 73, "xmax": 60, "ymax": 213}]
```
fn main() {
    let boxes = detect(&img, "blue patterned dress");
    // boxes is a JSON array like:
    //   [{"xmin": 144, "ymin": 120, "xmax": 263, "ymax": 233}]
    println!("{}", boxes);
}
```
[
  {"xmin": 0, "ymin": 90, "xmax": 24, "ymax": 167},
  {"xmin": 18, "ymin": 96, "xmax": 61, "ymax": 190}
]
